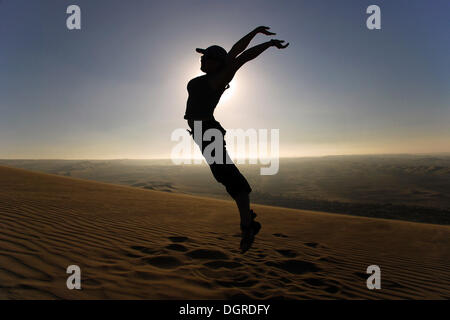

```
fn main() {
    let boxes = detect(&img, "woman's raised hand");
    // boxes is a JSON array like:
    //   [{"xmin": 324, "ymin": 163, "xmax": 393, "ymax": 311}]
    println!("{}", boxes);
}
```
[
  {"xmin": 254, "ymin": 26, "xmax": 276, "ymax": 36},
  {"xmin": 270, "ymin": 39, "xmax": 289, "ymax": 49}
]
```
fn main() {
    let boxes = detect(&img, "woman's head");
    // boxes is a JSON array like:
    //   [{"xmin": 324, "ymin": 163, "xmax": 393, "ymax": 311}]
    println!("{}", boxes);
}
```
[
  {"xmin": 200, "ymin": 55, "xmax": 225, "ymax": 74},
  {"xmin": 196, "ymin": 45, "xmax": 227, "ymax": 74}
]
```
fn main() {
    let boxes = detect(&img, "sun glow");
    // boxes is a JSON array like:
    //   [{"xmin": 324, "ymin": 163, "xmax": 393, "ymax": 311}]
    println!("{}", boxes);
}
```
[
  {"xmin": 187, "ymin": 69, "xmax": 238, "ymax": 105},
  {"xmin": 182, "ymin": 60, "xmax": 242, "ymax": 118},
  {"xmin": 220, "ymin": 78, "xmax": 237, "ymax": 103}
]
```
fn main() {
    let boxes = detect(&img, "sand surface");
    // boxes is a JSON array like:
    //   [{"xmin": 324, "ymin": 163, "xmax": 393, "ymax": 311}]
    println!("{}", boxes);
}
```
[{"xmin": 0, "ymin": 165, "xmax": 449, "ymax": 299}]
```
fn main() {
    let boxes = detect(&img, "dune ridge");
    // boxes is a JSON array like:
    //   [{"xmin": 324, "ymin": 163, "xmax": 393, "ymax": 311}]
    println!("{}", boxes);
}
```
[{"xmin": 0, "ymin": 165, "xmax": 449, "ymax": 299}]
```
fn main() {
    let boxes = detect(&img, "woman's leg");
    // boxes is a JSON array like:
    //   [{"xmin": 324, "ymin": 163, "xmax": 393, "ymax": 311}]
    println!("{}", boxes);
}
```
[
  {"xmin": 202, "ymin": 124, "xmax": 253, "ymax": 226},
  {"xmin": 192, "ymin": 120, "xmax": 258, "ymax": 251},
  {"xmin": 204, "ymin": 142, "xmax": 259, "ymax": 252},
  {"xmin": 234, "ymin": 191, "xmax": 251, "ymax": 227},
  {"xmin": 208, "ymin": 161, "xmax": 253, "ymax": 224}
]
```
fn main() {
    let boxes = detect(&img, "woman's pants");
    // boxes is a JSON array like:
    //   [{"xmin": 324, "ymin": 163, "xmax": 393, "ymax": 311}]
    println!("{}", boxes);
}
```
[{"xmin": 187, "ymin": 119, "xmax": 252, "ymax": 200}]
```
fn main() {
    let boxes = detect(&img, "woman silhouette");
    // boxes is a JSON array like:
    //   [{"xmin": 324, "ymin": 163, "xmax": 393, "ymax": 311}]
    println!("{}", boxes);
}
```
[{"xmin": 184, "ymin": 26, "xmax": 289, "ymax": 253}]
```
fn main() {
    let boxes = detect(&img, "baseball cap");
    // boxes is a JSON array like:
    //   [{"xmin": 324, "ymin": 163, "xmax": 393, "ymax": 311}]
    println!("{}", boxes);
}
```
[{"xmin": 196, "ymin": 45, "xmax": 228, "ymax": 62}]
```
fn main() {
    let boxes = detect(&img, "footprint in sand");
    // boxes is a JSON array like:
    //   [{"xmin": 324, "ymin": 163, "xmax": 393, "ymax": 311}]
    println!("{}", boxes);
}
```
[
  {"xmin": 203, "ymin": 260, "xmax": 243, "ymax": 269},
  {"xmin": 123, "ymin": 251, "xmax": 142, "ymax": 258},
  {"xmin": 133, "ymin": 270, "xmax": 160, "ymax": 281},
  {"xmin": 279, "ymin": 276, "xmax": 292, "ymax": 284},
  {"xmin": 216, "ymin": 276, "xmax": 259, "ymax": 288},
  {"xmin": 129, "ymin": 246, "xmax": 160, "ymax": 255},
  {"xmin": 186, "ymin": 249, "xmax": 228, "ymax": 260},
  {"xmin": 165, "ymin": 243, "xmax": 188, "ymax": 252},
  {"xmin": 304, "ymin": 242, "xmax": 319, "ymax": 248},
  {"xmin": 354, "ymin": 272, "xmax": 367, "ymax": 279},
  {"xmin": 267, "ymin": 270, "xmax": 279, "ymax": 277},
  {"xmin": 318, "ymin": 256, "xmax": 339, "ymax": 263},
  {"xmin": 265, "ymin": 259, "xmax": 321, "ymax": 275},
  {"xmin": 168, "ymin": 236, "xmax": 189, "ymax": 243},
  {"xmin": 272, "ymin": 233, "xmax": 288, "ymax": 238},
  {"xmin": 275, "ymin": 249, "xmax": 298, "ymax": 258},
  {"xmin": 383, "ymin": 280, "xmax": 406, "ymax": 289},
  {"xmin": 304, "ymin": 278, "xmax": 341, "ymax": 294},
  {"xmin": 142, "ymin": 256, "xmax": 183, "ymax": 269}
]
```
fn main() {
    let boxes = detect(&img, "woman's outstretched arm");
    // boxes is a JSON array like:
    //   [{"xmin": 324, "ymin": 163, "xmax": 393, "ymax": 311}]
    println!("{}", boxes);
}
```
[
  {"xmin": 208, "ymin": 32, "xmax": 288, "ymax": 90},
  {"xmin": 228, "ymin": 26, "xmax": 275, "ymax": 59},
  {"xmin": 234, "ymin": 39, "xmax": 289, "ymax": 70}
]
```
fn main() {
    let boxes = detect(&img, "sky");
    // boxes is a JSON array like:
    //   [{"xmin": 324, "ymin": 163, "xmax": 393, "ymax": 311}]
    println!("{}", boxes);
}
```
[{"xmin": 0, "ymin": 0, "xmax": 449, "ymax": 159}]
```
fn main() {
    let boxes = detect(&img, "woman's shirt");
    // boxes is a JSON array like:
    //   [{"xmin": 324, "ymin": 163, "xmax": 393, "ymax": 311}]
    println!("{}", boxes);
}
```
[{"xmin": 184, "ymin": 75, "xmax": 229, "ymax": 120}]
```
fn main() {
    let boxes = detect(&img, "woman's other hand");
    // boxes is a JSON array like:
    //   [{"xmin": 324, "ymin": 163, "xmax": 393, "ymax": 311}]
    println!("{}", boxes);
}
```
[
  {"xmin": 254, "ymin": 26, "xmax": 276, "ymax": 36},
  {"xmin": 270, "ymin": 39, "xmax": 289, "ymax": 49}
]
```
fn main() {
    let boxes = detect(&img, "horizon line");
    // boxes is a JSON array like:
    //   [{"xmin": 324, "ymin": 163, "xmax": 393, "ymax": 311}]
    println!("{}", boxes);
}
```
[{"xmin": 1, "ymin": 151, "xmax": 450, "ymax": 161}]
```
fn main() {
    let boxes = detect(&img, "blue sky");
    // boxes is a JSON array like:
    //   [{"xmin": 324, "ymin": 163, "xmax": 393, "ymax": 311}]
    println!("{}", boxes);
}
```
[{"xmin": 1, "ymin": 0, "xmax": 449, "ymax": 158}]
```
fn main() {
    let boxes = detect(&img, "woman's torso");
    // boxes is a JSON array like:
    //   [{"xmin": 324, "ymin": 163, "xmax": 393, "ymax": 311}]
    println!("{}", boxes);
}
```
[{"xmin": 184, "ymin": 75, "xmax": 229, "ymax": 121}]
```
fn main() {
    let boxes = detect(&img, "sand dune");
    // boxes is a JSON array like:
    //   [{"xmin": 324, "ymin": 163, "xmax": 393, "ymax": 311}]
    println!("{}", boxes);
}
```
[
  {"xmin": 3, "ymin": 156, "xmax": 450, "ymax": 225},
  {"xmin": 0, "ymin": 165, "xmax": 449, "ymax": 299}
]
